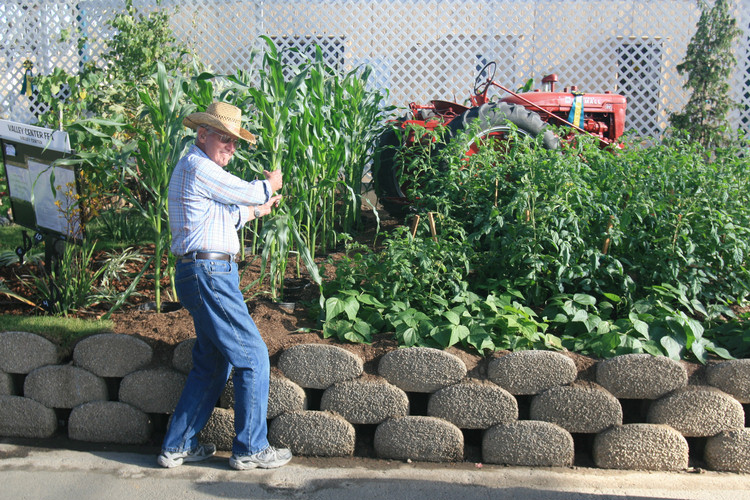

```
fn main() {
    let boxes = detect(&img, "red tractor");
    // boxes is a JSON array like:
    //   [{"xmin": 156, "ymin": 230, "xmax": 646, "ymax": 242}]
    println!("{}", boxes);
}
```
[{"xmin": 374, "ymin": 61, "xmax": 627, "ymax": 216}]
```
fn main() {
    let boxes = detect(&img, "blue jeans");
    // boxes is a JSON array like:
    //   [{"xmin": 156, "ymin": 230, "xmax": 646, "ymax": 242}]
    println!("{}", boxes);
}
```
[{"xmin": 161, "ymin": 259, "xmax": 270, "ymax": 456}]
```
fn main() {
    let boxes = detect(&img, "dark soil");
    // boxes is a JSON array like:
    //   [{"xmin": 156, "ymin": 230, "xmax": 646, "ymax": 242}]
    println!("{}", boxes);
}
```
[{"xmin": 0, "ymin": 209, "xmax": 489, "ymax": 372}]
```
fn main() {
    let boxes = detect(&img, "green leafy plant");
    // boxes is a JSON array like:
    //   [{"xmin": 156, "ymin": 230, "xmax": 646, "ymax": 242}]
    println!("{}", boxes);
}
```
[
  {"xmin": 23, "ymin": 239, "xmax": 106, "ymax": 317},
  {"xmin": 322, "ymin": 121, "xmax": 750, "ymax": 362},
  {"xmin": 31, "ymin": 67, "xmax": 105, "ymax": 132},
  {"xmin": 92, "ymin": 207, "xmax": 150, "ymax": 245},
  {"xmin": 34, "ymin": 0, "xmax": 196, "ymax": 136},
  {"xmin": 321, "ymin": 226, "xmax": 556, "ymax": 353},
  {"xmin": 544, "ymin": 286, "xmax": 734, "ymax": 363},
  {"xmin": 97, "ymin": 246, "xmax": 145, "ymax": 294},
  {"xmin": 104, "ymin": 0, "xmax": 194, "ymax": 83}
]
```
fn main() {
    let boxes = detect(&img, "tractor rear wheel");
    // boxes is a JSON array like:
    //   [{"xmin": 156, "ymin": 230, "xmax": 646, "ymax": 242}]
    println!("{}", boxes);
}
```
[
  {"xmin": 373, "ymin": 102, "xmax": 558, "ymax": 218},
  {"xmin": 445, "ymin": 101, "xmax": 559, "ymax": 154},
  {"xmin": 373, "ymin": 126, "xmax": 410, "ymax": 217}
]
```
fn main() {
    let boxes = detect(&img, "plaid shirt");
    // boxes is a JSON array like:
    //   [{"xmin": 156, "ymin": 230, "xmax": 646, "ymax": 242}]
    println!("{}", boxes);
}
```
[{"xmin": 168, "ymin": 144, "xmax": 271, "ymax": 257}]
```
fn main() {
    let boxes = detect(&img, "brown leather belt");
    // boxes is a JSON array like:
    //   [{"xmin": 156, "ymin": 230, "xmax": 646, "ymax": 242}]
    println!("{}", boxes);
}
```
[{"xmin": 180, "ymin": 251, "xmax": 232, "ymax": 263}]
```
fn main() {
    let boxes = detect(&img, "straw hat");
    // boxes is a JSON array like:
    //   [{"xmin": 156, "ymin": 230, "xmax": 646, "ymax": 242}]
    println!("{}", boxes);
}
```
[{"xmin": 183, "ymin": 101, "xmax": 256, "ymax": 144}]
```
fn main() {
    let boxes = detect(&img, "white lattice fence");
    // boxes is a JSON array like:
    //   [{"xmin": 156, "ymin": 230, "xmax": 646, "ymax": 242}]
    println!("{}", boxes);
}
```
[{"xmin": 2, "ymin": 0, "xmax": 749, "ymax": 136}]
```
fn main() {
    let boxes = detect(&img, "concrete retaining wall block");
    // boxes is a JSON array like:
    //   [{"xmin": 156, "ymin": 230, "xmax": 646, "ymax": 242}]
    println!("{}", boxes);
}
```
[
  {"xmin": 593, "ymin": 424, "xmax": 689, "ymax": 471},
  {"xmin": 0, "ymin": 331, "xmax": 60, "ymax": 374},
  {"xmin": 374, "ymin": 416, "xmax": 464, "ymax": 462},
  {"xmin": 530, "ymin": 382, "xmax": 623, "ymax": 433},
  {"xmin": 427, "ymin": 381, "xmax": 517, "ymax": 429},
  {"xmin": 73, "ymin": 333, "xmax": 153, "ymax": 378},
  {"xmin": 24, "ymin": 365, "xmax": 107, "ymax": 409},
  {"xmin": 3, "ymin": 336, "xmax": 750, "ymax": 472},
  {"xmin": 0, "ymin": 395, "xmax": 57, "ymax": 438},
  {"xmin": 487, "ymin": 351, "xmax": 577, "ymax": 395},
  {"xmin": 378, "ymin": 348, "xmax": 466, "ymax": 393},
  {"xmin": 278, "ymin": 344, "xmax": 363, "ymax": 389},
  {"xmin": 0, "ymin": 371, "xmax": 13, "ymax": 395},
  {"xmin": 596, "ymin": 354, "xmax": 687, "ymax": 399},
  {"xmin": 269, "ymin": 410, "xmax": 355, "ymax": 457},
  {"xmin": 119, "ymin": 368, "xmax": 187, "ymax": 414},
  {"xmin": 269, "ymin": 374, "xmax": 308, "ymax": 419},
  {"xmin": 199, "ymin": 407, "xmax": 234, "ymax": 451},
  {"xmin": 172, "ymin": 338, "xmax": 195, "ymax": 374},
  {"xmin": 482, "ymin": 420, "xmax": 574, "ymax": 467},
  {"xmin": 647, "ymin": 386, "xmax": 745, "ymax": 437},
  {"xmin": 706, "ymin": 359, "xmax": 750, "ymax": 404},
  {"xmin": 704, "ymin": 428, "xmax": 750, "ymax": 473},
  {"xmin": 68, "ymin": 401, "xmax": 151, "ymax": 444},
  {"xmin": 321, "ymin": 378, "xmax": 408, "ymax": 424},
  {"xmin": 219, "ymin": 373, "xmax": 307, "ymax": 418}
]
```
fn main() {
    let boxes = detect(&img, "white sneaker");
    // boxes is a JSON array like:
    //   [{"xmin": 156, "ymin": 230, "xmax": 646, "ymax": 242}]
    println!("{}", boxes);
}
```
[
  {"xmin": 157, "ymin": 443, "xmax": 216, "ymax": 468},
  {"xmin": 229, "ymin": 446, "xmax": 293, "ymax": 470}
]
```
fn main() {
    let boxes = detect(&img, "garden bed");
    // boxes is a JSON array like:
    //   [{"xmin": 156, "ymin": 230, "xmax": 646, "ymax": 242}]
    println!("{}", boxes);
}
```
[{"xmin": 0, "ymin": 208, "xmax": 415, "ymax": 367}]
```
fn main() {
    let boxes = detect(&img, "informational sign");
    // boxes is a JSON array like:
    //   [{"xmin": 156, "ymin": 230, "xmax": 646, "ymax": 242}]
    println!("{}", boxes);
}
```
[
  {"xmin": 0, "ymin": 119, "xmax": 82, "ymax": 240},
  {"xmin": 0, "ymin": 120, "xmax": 71, "ymax": 153}
]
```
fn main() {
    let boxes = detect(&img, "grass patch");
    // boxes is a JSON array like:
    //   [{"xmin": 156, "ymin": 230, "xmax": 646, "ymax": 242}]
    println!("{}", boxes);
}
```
[
  {"xmin": 0, "ymin": 224, "xmax": 30, "ymax": 252},
  {"xmin": 0, "ymin": 314, "xmax": 114, "ymax": 350}
]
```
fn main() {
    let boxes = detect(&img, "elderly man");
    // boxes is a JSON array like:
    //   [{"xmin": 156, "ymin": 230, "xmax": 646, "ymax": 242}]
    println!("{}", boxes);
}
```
[{"xmin": 157, "ymin": 102, "xmax": 291, "ymax": 470}]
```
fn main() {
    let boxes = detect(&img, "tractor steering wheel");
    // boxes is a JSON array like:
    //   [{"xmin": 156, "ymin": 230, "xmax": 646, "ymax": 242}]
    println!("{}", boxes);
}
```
[{"xmin": 474, "ymin": 61, "xmax": 497, "ymax": 96}]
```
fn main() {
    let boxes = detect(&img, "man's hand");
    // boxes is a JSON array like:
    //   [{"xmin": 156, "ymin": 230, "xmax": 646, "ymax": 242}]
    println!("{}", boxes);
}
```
[
  {"xmin": 253, "ymin": 195, "xmax": 283, "ymax": 219},
  {"xmin": 264, "ymin": 170, "xmax": 283, "ymax": 193}
]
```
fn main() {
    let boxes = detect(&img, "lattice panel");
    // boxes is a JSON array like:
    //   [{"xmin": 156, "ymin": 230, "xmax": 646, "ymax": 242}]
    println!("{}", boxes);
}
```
[
  {"xmin": 2, "ymin": 0, "xmax": 749, "ymax": 138},
  {"xmin": 734, "ymin": 0, "xmax": 750, "ymax": 129}
]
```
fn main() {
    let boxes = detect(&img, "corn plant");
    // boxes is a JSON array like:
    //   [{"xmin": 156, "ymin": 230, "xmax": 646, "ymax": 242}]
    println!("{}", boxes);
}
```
[
  {"xmin": 219, "ymin": 38, "xmax": 387, "ymax": 300},
  {"xmin": 118, "ymin": 62, "xmax": 195, "ymax": 311},
  {"xmin": 257, "ymin": 208, "xmax": 322, "ymax": 302},
  {"xmin": 293, "ymin": 52, "xmax": 390, "ymax": 250}
]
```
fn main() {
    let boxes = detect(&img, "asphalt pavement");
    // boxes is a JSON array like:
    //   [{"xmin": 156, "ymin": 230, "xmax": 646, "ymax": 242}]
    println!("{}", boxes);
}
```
[{"xmin": 1, "ymin": 441, "xmax": 749, "ymax": 500}]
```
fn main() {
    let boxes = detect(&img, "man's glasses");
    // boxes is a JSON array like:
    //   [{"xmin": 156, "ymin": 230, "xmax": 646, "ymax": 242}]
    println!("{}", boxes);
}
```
[{"xmin": 205, "ymin": 127, "xmax": 238, "ymax": 146}]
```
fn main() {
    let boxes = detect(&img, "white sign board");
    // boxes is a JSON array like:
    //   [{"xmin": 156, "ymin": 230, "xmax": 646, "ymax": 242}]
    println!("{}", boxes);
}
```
[
  {"xmin": 27, "ymin": 158, "xmax": 79, "ymax": 236},
  {"xmin": 0, "ymin": 120, "xmax": 71, "ymax": 153}
]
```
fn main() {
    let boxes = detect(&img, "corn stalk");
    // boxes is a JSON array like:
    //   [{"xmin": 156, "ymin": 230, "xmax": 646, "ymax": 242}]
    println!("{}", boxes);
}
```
[
  {"xmin": 218, "ymin": 38, "xmax": 387, "ymax": 300},
  {"xmin": 119, "ymin": 62, "xmax": 194, "ymax": 311}
]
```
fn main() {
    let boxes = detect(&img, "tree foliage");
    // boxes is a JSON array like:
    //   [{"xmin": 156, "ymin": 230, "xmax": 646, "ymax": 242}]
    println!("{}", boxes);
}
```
[
  {"xmin": 100, "ymin": 0, "xmax": 196, "ymax": 120},
  {"xmin": 33, "ymin": 0, "xmax": 197, "ymax": 133},
  {"xmin": 669, "ymin": 0, "xmax": 742, "ymax": 147}
]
